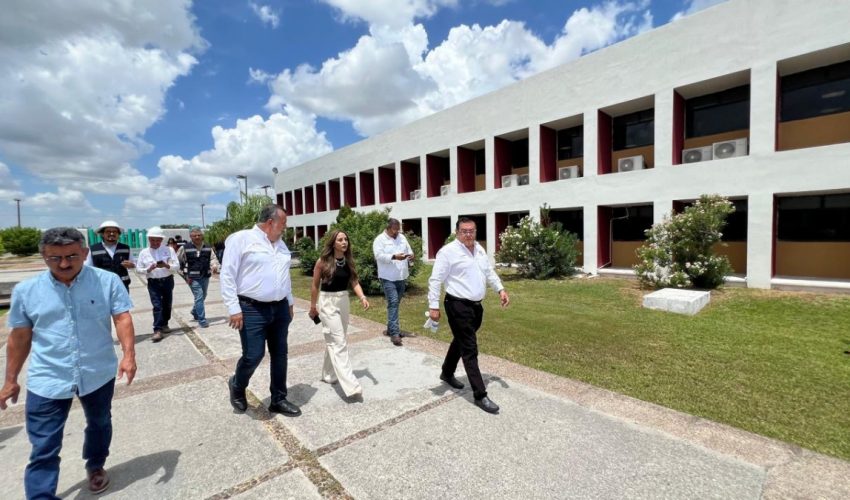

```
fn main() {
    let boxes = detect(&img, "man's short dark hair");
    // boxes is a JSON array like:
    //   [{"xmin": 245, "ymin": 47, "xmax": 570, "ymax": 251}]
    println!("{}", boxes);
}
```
[
  {"xmin": 387, "ymin": 218, "xmax": 401, "ymax": 228},
  {"xmin": 258, "ymin": 204, "xmax": 283, "ymax": 223},
  {"xmin": 39, "ymin": 227, "xmax": 85, "ymax": 253},
  {"xmin": 456, "ymin": 217, "xmax": 475, "ymax": 230}
]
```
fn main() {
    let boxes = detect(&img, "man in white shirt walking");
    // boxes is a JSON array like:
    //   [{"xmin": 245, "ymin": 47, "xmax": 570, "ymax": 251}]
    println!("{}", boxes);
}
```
[
  {"xmin": 136, "ymin": 226, "xmax": 180, "ymax": 342},
  {"xmin": 428, "ymin": 217, "xmax": 510, "ymax": 414},
  {"xmin": 220, "ymin": 204, "xmax": 301, "ymax": 417},
  {"xmin": 372, "ymin": 218, "xmax": 413, "ymax": 346}
]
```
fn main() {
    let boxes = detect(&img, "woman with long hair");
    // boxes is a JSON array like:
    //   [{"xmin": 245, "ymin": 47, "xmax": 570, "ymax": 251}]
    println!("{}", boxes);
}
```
[{"xmin": 309, "ymin": 230, "xmax": 370, "ymax": 399}]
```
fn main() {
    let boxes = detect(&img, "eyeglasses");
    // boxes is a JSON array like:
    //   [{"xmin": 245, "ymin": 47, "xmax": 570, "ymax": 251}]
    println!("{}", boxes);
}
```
[
  {"xmin": 458, "ymin": 229, "xmax": 477, "ymax": 235},
  {"xmin": 44, "ymin": 254, "xmax": 82, "ymax": 264}
]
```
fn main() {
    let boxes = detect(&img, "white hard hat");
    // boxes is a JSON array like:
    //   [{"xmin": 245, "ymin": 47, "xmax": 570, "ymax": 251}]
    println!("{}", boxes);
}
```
[
  {"xmin": 147, "ymin": 226, "xmax": 166, "ymax": 239},
  {"xmin": 97, "ymin": 220, "xmax": 122, "ymax": 234}
]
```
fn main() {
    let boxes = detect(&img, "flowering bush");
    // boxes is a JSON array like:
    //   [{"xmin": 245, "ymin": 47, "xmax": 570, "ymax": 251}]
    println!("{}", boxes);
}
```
[
  {"xmin": 634, "ymin": 194, "xmax": 734, "ymax": 289},
  {"xmin": 496, "ymin": 215, "xmax": 580, "ymax": 279}
]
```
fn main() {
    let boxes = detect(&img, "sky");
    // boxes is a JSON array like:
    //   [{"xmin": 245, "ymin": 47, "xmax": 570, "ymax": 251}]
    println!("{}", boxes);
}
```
[{"xmin": 0, "ymin": 0, "xmax": 725, "ymax": 230}]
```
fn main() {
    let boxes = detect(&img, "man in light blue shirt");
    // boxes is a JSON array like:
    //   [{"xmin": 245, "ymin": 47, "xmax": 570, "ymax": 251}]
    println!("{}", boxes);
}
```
[{"xmin": 0, "ymin": 227, "xmax": 136, "ymax": 498}]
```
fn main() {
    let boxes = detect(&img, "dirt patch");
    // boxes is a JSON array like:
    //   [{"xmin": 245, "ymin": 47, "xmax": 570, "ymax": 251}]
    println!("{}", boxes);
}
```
[{"xmin": 0, "ymin": 255, "xmax": 45, "ymax": 271}]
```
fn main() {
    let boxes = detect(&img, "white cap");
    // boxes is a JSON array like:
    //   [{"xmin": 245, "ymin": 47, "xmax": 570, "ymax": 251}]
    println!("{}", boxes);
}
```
[
  {"xmin": 97, "ymin": 220, "xmax": 122, "ymax": 234},
  {"xmin": 147, "ymin": 226, "xmax": 165, "ymax": 239}
]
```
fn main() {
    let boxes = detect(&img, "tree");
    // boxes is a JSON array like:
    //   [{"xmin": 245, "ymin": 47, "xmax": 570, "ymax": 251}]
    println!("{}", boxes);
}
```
[
  {"xmin": 496, "ymin": 212, "xmax": 580, "ymax": 279},
  {"xmin": 0, "ymin": 227, "xmax": 42, "ymax": 256},
  {"xmin": 204, "ymin": 195, "xmax": 273, "ymax": 246}
]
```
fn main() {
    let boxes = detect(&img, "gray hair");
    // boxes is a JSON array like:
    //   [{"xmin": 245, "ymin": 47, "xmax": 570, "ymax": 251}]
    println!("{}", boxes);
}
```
[
  {"xmin": 189, "ymin": 226, "xmax": 203, "ymax": 235},
  {"xmin": 387, "ymin": 218, "xmax": 401, "ymax": 228},
  {"xmin": 258, "ymin": 204, "xmax": 284, "ymax": 223},
  {"xmin": 39, "ymin": 227, "xmax": 85, "ymax": 253}
]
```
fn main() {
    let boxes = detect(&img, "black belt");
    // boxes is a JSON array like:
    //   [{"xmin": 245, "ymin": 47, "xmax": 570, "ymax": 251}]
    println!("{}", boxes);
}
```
[
  {"xmin": 445, "ymin": 293, "xmax": 481, "ymax": 306},
  {"xmin": 148, "ymin": 275, "xmax": 174, "ymax": 281},
  {"xmin": 238, "ymin": 295, "xmax": 288, "ymax": 306}
]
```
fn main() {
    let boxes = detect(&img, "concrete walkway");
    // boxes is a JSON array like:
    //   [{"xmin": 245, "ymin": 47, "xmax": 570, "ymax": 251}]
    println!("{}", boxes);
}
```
[{"xmin": 1, "ymin": 273, "xmax": 849, "ymax": 499}]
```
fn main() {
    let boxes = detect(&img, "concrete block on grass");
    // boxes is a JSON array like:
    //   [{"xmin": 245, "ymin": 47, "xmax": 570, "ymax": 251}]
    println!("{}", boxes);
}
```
[{"xmin": 643, "ymin": 288, "xmax": 710, "ymax": 315}]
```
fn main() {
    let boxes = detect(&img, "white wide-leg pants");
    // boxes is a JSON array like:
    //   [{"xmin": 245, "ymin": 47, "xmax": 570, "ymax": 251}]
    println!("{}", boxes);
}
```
[{"xmin": 318, "ymin": 290, "xmax": 362, "ymax": 397}]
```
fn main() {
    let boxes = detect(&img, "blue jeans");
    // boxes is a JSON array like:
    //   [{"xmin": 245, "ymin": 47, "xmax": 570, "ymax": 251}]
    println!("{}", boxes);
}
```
[
  {"xmin": 25, "ymin": 379, "xmax": 115, "ymax": 499},
  {"xmin": 147, "ymin": 275, "xmax": 174, "ymax": 331},
  {"xmin": 232, "ymin": 298, "xmax": 291, "ymax": 404},
  {"xmin": 380, "ymin": 279, "xmax": 406, "ymax": 337},
  {"xmin": 189, "ymin": 276, "xmax": 210, "ymax": 323}
]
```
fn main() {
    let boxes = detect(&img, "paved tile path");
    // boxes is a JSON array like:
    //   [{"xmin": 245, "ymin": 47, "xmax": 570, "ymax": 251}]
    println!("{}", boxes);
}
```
[{"xmin": 1, "ymin": 273, "xmax": 849, "ymax": 498}]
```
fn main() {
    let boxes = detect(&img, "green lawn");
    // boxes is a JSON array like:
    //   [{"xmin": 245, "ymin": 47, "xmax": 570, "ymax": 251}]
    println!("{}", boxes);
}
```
[{"xmin": 292, "ymin": 265, "xmax": 850, "ymax": 461}]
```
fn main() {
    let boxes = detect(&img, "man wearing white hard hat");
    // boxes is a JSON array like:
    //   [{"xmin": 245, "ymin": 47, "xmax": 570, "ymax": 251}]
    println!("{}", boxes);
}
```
[
  {"xmin": 135, "ymin": 227, "xmax": 180, "ymax": 342},
  {"xmin": 85, "ymin": 220, "xmax": 135, "ymax": 291}
]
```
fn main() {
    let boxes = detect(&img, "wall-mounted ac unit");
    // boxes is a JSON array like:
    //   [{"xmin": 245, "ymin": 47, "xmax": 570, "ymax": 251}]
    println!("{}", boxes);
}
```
[
  {"xmin": 440, "ymin": 185, "xmax": 450, "ymax": 196},
  {"xmin": 617, "ymin": 155, "xmax": 644, "ymax": 172},
  {"xmin": 410, "ymin": 189, "xmax": 421, "ymax": 200},
  {"xmin": 682, "ymin": 145, "xmax": 713, "ymax": 164},
  {"xmin": 518, "ymin": 174, "xmax": 529, "ymax": 186},
  {"xmin": 501, "ymin": 174, "xmax": 519, "ymax": 187},
  {"xmin": 712, "ymin": 138, "xmax": 748, "ymax": 160},
  {"xmin": 558, "ymin": 166, "xmax": 579, "ymax": 180}
]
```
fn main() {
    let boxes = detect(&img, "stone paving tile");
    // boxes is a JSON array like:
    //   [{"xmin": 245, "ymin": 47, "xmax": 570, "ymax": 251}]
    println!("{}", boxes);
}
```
[
  {"xmin": 230, "ymin": 469, "xmax": 323, "ymax": 499},
  {"xmin": 124, "ymin": 314, "xmax": 209, "ymax": 381},
  {"xmin": 0, "ymin": 377, "xmax": 289, "ymax": 499},
  {"xmin": 320, "ymin": 381, "xmax": 766, "ymax": 500}
]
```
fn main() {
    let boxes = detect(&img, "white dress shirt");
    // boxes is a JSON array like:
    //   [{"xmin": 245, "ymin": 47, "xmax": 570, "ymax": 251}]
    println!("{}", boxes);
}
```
[
  {"xmin": 135, "ymin": 245, "xmax": 179, "ymax": 279},
  {"xmin": 372, "ymin": 231, "xmax": 412, "ymax": 281},
  {"xmin": 220, "ymin": 225, "xmax": 294, "ymax": 316},
  {"xmin": 428, "ymin": 239, "xmax": 504, "ymax": 309}
]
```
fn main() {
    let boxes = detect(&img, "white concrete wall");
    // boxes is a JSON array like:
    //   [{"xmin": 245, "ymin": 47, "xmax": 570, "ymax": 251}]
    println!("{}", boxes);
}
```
[{"xmin": 276, "ymin": 0, "xmax": 850, "ymax": 288}]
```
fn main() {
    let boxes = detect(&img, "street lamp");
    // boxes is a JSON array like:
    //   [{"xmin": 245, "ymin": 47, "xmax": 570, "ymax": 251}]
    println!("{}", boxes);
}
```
[
  {"xmin": 13, "ymin": 198, "xmax": 21, "ymax": 227},
  {"xmin": 200, "ymin": 203, "xmax": 206, "ymax": 228},
  {"xmin": 236, "ymin": 175, "xmax": 248, "ymax": 203},
  {"xmin": 260, "ymin": 184, "xmax": 271, "ymax": 197}
]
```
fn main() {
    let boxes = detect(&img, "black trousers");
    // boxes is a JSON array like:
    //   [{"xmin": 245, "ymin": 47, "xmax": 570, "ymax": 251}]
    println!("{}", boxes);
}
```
[{"xmin": 442, "ymin": 294, "xmax": 487, "ymax": 399}]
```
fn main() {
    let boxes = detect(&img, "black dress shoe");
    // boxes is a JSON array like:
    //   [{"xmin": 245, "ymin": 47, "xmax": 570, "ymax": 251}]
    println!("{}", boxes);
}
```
[
  {"xmin": 269, "ymin": 399, "xmax": 301, "ymax": 417},
  {"xmin": 439, "ymin": 373, "xmax": 464, "ymax": 389},
  {"xmin": 228, "ymin": 377, "xmax": 247, "ymax": 413},
  {"xmin": 474, "ymin": 396, "xmax": 499, "ymax": 414}
]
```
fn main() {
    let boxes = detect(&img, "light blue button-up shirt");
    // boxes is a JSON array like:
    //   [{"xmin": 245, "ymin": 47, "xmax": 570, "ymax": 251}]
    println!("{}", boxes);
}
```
[{"xmin": 8, "ymin": 265, "xmax": 133, "ymax": 399}]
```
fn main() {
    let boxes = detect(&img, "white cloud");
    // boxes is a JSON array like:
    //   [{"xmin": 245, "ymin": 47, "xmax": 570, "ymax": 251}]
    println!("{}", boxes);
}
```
[
  {"xmin": 0, "ymin": 162, "xmax": 25, "ymax": 201},
  {"xmin": 267, "ymin": 0, "xmax": 653, "ymax": 136},
  {"xmin": 250, "ymin": 2, "xmax": 281, "ymax": 28},
  {"xmin": 320, "ymin": 0, "xmax": 458, "ymax": 28},
  {"xmin": 27, "ymin": 187, "xmax": 99, "ymax": 213},
  {"xmin": 670, "ymin": 0, "xmax": 727, "ymax": 22}
]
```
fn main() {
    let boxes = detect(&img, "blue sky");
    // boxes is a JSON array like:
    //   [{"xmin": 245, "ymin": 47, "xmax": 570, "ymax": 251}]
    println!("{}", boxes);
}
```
[{"xmin": 0, "ymin": 0, "xmax": 723, "ymax": 230}]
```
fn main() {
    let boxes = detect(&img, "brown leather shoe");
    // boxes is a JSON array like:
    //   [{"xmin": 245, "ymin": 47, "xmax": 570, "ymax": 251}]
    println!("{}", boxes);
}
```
[
  {"xmin": 390, "ymin": 335, "xmax": 402, "ymax": 346},
  {"xmin": 152, "ymin": 330, "xmax": 163, "ymax": 342},
  {"xmin": 88, "ymin": 468, "xmax": 110, "ymax": 494}
]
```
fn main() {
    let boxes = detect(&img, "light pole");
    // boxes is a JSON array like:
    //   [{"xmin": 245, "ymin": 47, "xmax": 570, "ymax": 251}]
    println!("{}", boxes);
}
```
[
  {"xmin": 200, "ymin": 203, "xmax": 206, "ymax": 228},
  {"xmin": 236, "ymin": 175, "xmax": 248, "ymax": 203},
  {"xmin": 260, "ymin": 184, "xmax": 271, "ymax": 197},
  {"xmin": 13, "ymin": 198, "xmax": 21, "ymax": 227}
]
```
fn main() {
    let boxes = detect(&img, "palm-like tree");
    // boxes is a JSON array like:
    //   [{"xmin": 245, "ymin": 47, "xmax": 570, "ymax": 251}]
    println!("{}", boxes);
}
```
[{"xmin": 204, "ymin": 195, "xmax": 273, "ymax": 245}]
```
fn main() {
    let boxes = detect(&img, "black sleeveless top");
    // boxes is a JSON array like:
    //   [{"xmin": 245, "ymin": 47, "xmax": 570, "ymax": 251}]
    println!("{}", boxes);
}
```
[{"xmin": 320, "ymin": 260, "xmax": 351, "ymax": 292}]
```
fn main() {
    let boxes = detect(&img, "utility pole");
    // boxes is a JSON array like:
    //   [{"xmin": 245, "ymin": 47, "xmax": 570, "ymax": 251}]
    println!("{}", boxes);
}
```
[
  {"xmin": 200, "ymin": 203, "xmax": 206, "ymax": 228},
  {"xmin": 260, "ymin": 185, "xmax": 271, "ymax": 197},
  {"xmin": 13, "ymin": 198, "xmax": 21, "ymax": 227},
  {"xmin": 236, "ymin": 175, "xmax": 248, "ymax": 203}
]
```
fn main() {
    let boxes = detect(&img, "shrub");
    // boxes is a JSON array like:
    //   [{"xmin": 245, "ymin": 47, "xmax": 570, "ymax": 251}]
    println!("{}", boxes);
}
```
[
  {"xmin": 204, "ymin": 195, "xmax": 272, "ymax": 246},
  {"xmin": 496, "ymin": 215, "xmax": 580, "ymax": 279},
  {"xmin": 634, "ymin": 194, "xmax": 735, "ymax": 289},
  {"xmin": 296, "ymin": 237, "xmax": 319, "ymax": 275},
  {"xmin": 1, "ymin": 227, "xmax": 42, "ymax": 256}
]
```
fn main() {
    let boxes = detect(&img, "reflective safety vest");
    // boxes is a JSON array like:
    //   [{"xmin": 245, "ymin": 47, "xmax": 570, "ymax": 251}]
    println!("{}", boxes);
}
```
[
  {"xmin": 183, "ymin": 242, "xmax": 213, "ymax": 278},
  {"xmin": 89, "ymin": 242, "xmax": 131, "ymax": 286}
]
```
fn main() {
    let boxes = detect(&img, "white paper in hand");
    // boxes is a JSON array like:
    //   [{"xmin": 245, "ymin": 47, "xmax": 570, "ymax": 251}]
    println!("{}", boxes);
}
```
[{"xmin": 423, "ymin": 311, "xmax": 439, "ymax": 333}]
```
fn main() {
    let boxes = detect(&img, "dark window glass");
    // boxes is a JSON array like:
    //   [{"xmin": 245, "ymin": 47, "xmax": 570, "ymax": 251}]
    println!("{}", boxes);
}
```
[
  {"xmin": 557, "ymin": 126, "xmax": 584, "ymax": 160},
  {"xmin": 612, "ymin": 205, "xmax": 653, "ymax": 241},
  {"xmin": 442, "ymin": 161, "xmax": 450, "ymax": 181},
  {"xmin": 474, "ymin": 149, "xmax": 485, "ymax": 175},
  {"xmin": 685, "ymin": 85, "xmax": 750, "ymax": 138},
  {"xmin": 510, "ymin": 138, "xmax": 529, "ymax": 168},
  {"xmin": 722, "ymin": 199, "xmax": 748, "ymax": 242},
  {"xmin": 777, "ymin": 194, "xmax": 850, "ymax": 241},
  {"xmin": 549, "ymin": 209, "xmax": 584, "ymax": 239},
  {"xmin": 781, "ymin": 60, "xmax": 850, "ymax": 122},
  {"xmin": 613, "ymin": 109, "xmax": 654, "ymax": 150}
]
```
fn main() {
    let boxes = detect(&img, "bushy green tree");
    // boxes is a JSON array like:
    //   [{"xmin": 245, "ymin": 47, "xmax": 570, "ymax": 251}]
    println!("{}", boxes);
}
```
[
  {"xmin": 204, "ymin": 195, "xmax": 273, "ymax": 246},
  {"xmin": 496, "ymin": 215, "xmax": 580, "ymax": 279},
  {"xmin": 0, "ymin": 227, "xmax": 42, "ymax": 256},
  {"xmin": 295, "ymin": 237, "xmax": 319, "ymax": 275},
  {"xmin": 634, "ymin": 194, "xmax": 734, "ymax": 289}
]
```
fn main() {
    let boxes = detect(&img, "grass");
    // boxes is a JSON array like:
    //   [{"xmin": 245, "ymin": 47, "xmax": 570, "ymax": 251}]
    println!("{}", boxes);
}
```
[{"xmin": 291, "ymin": 265, "xmax": 850, "ymax": 461}]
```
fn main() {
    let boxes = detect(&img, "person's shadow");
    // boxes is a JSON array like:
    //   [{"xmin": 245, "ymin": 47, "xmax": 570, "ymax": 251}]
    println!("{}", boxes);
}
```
[
  {"xmin": 57, "ymin": 450, "xmax": 180, "ymax": 498},
  {"xmin": 0, "ymin": 425, "xmax": 22, "ymax": 451}
]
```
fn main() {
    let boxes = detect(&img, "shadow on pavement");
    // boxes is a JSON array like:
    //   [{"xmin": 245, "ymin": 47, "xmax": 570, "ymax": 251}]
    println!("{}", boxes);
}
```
[{"xmin": 57, "ymin": 449, "xmax": 181, "ymax": 498}]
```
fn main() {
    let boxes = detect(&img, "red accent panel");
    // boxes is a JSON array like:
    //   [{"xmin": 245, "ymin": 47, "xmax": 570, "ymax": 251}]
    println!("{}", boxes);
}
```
[
  {"xmin": 304, "ymin": 186, "xmax": 315, "ymax": 214},
  {"xmin": 457, "ymin": 147, "xmax": 474, "ymax": 193},
  {"xmin": 316, "ymin": 183, "xmax": 327, "ymax": 212},
  {"xmin": 426, "ymin": 155, "xmax": 447, "ymax": 198},
  {"xmin": 276, "ymin": 193, "xmax": 284, "ymax": 209},
  {"xmin": 771, "ymin": 196, "xmax": 777, "ymax": 277},
  {"xmin": 597, "ymin": 206, "xmax": 612, "ymax": 267},
  {"xmin": 328, "ymin": 180, "xmax": 341, "ymax": 210},
  {"xmin": 672, "ymin": 91, "xmax": 685, "ymax": 165},
  {"xmin": 540, "ymin": 125, "xmax": 556, "ymax": 183},
  {"xmin": 775, "ymin": 70, "xmax": 781, "ymax": 152},
  {"xmin": 294, "ymin": 190, "xmax": 303, "ymax": 215},
  {"xmin": 400, "ymin": 162, "xmax": 420, "ymax": 200},
  {"xmin": 428, "ymin": 218, "xmax": 450, "ymax": 259},
  {"xmin": 317, "ymin": 225, "xmax": 328, "ymax": 241},
  {"xmin": 284, "ymin": 192, "xmax": 293, "ymax": 214},
  {"xmin": 359, "ymin": 171, "xmax": 375, "ymax": 206},
  {"xmin": 494, "ymin": 137, "xmax": 511, "ymax": 188},
  {"xmin": 495, "ymin": 213, "xmax": 508, "ymax": 252},
  {"xmin": 343, "ymin": 176, "xmax": 357, "ymax": 207},
  {"xmin": 378, "ymin": 167, "xmax": 396, "ymax": 204},
  {"xmin": 306, "ymin": 226, "xmax": 316, "ymax": 242},
  {"xmin": 597, "ymin": 111, "xmax": 612, "ymax": 175}
]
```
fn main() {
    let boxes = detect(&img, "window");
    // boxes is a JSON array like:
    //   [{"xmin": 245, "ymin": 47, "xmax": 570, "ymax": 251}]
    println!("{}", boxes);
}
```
[
  {"xmin": 685, "ymin": 85, "xmax": 750, "ymax": 138},
  {"xmin": 781, "ymin": 60, "xmax": 850, "ymax": 122},
  {"xmin": 557, "ymin": 126, "xmax": 583, "ymax": 160},
  {"xmin": 612, "ymin": 206, "xmax": 653, "ymax": 240},
  {"xmin": 511, "ymin": 138, "xmax": 529, "ymax": 168},
  {"xmin": 613, "ymin": 109, "xmax": 654, "ymax": 150},
  {"xmin": 474, "ymin": 149, "xmax": 485, "ymax": 175},
  {"xmin": 777, "ymin": 194, "xmax": 850, "ymax": 241}
]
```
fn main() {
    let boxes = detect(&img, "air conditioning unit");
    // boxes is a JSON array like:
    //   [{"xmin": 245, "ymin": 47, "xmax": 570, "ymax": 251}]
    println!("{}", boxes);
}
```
[
  {"xmin": 558, "ymin": 166, "xmax": 579, "ymax": 180},
  {"xmin": 518, "ymin": 174, "xmax": 530, "ymax": 186},
  {"xmin": 712, "ymin": 138, "xmax": 748, "ymax": 160},
  {"xmin": 440, "ymin": 185, "xmax": 450, "ymax": 196},
  {"xmin": 501, "ymin": 174, "xmax": 519, "ymax": 187},
  {"xmin": 682, "ymin": 145, "xmax": 713, "ymax": 164},
  {"xmin": 617, "ymin": 155, "xmax": 644, "ymax": 172},
  {"xmin": 409, "ymin": 189, "xmax": 421, "ymax": 200}
]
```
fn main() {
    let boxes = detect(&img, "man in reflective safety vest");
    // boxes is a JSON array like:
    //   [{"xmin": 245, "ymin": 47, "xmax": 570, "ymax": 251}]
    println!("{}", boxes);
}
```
[
  {"xmin": 85, "ymin": 220, "xmax": 135, "ymax": 291},
  {"xmin": 178, "ymin": 227, "xmax": 220, "ymax": 328}
]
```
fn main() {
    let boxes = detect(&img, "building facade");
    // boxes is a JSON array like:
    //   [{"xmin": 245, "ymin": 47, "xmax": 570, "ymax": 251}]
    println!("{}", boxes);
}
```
[{"xmin": 277, "ymin": 0, "xmax": 850, "ymax": 290}]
